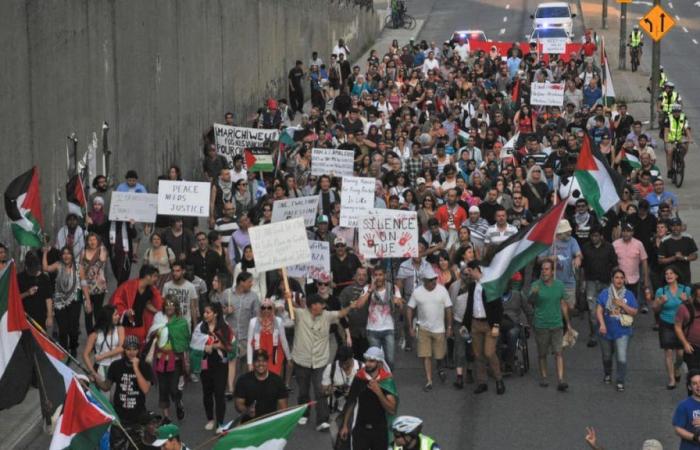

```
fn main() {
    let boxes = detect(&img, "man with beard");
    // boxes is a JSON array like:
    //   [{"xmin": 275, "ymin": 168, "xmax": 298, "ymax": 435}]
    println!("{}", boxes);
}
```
[
  {"xmin": 111, "ymin": 264, "xmax": 164, "ymax": 343},
  {"xmin": 89, "ymin": 175, "xmax": 111, "ymax": 212},
  {"xmin": 162, "ymin": 262, "xmax": 199, "ymax": 327},
  {"xmin": 209, "ymin": 167, "xmax": 234, "ymax": 229}
]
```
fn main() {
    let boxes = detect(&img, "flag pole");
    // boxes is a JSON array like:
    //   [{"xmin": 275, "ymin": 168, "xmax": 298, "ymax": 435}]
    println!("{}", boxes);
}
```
[{"xmin": 26, "ymin": 314, "xmax": 142, "ymax": 450}]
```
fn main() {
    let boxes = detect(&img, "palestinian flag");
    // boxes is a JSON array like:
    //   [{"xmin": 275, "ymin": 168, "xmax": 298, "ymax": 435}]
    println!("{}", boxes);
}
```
[
  {"xmin": 481, "ymin": 201, "xmax": 567, "ymax": 301},
  {"xmin": 619, "ymin": 149, "xmax": 641, "ymax": 170},
  {"xmin": 212, "ymin": 404, "xmax": 308, "ymax": 450},
  {"xmin": 457, "ymin": 128, "xmax": 469, "ymax": 144},
  {"xmin": 4, "ymin": 167, "xmax": 44, "ymax": 248},
  {"xmin": 244, "ymin": 147, "xmax": 274, "ymax": 172},
  {"xmin": 49, "ymin": 377, "xmax": 114, "ymax": 450},
  {"xmin": 27, "ymin": 317, "xmax": 70, "ymax": 364},
  {"xmin": 574, "ymin": 135, "xmax": 622, "ymax": 217},
  {"xmin": 31, "ymin": 333, "xmax": 76, "ymax": 422},
  {"xmin": 348, "ymin": 365, "xmax": 398, "ymax": 443},
  {"xmin": 66, "ymin": 174, "xmax": 87, "ymax": 217},
  {"xmin": 600, "ymin": 36, "xmax": 616, "ymax": 106},
  {"xmin": 0, "ymin": 262, "xmax": 33, "ymax": 410}
]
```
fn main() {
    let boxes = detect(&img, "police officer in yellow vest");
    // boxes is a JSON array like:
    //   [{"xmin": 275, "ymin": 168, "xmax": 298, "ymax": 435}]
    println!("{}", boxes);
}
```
[
  {"xmin": 391, "ymin": 416, "xmax": 440, "ymax": 450},
  {"xmin": 629, "ymin": 25, "xmax": 643, "ymax": 62},
  {"xmin": 659, "ymin": 66, "xmax": 668, "ymax": 88},
  {"xmin": 658, "ymin": 82, "xmax": 680, "ymax": 132},
  {"xmin": 663, "ymin": 103, "xmax": 693, "ymax": 178}
]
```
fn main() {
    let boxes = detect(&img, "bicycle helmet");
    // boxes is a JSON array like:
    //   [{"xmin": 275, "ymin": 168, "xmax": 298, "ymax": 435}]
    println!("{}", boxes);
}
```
[
  {"xmin": 672, "ymin": 103, "xmax": 682, "ymax": 112},
  {"xmin": 665, "ymin": 81, "xmax": 675, "ymax": 88},
  {"xmin": 633, "ymin": 25, "xmax": 639, "ymax": 30},
  {"xmin": 392, "ymin": 416, "xmax": 423, "ymax": 436}
]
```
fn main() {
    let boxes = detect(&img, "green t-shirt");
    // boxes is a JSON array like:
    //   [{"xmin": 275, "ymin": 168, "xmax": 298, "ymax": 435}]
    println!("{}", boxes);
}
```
[{"xmin": 529, "ymin": 279, "xmax": 567, "ymax": 329}]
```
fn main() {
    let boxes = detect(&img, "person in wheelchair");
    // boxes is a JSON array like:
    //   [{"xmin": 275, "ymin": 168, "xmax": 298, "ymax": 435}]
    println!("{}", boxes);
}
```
[{"xmin": 499, "ymin": 273, "xmax": 533, "ymax": 375}]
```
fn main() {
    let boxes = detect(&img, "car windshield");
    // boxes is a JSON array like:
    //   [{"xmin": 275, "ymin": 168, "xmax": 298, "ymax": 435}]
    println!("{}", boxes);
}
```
[
  {"xmin": 532, "ymin": 28, "xmax": 568, "ymax": 39},
  {"xmin": 536, "ymin": 7, "xmax": 570, "ymax": 19}
]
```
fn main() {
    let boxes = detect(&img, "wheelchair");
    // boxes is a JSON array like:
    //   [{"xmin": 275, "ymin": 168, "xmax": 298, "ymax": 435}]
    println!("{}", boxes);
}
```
[{"xmin": 498, "ymin": 322, "xmax": 530, "ymax": 377}]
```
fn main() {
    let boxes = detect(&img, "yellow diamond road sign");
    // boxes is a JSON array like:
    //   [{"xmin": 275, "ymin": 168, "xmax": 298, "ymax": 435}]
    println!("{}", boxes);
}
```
[{"xmin": 639, "ymin": 5, "xmax": 675, "ymax": 42}]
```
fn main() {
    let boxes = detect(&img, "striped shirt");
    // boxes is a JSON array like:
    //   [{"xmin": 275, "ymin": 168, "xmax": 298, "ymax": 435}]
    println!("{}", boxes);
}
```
[
  {"xmin": 485, "ymin": 223, "xmax": 518, "ymax": 246},
  {"xmin": 215, "ymin": 218, "xmax": 239, "ymax": 245}
]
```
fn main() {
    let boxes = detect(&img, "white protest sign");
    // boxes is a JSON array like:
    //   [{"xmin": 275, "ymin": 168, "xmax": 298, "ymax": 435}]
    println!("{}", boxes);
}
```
[
  {"xmin": 271, "ymin": 195, "xmax": 319, "ymax": 228},
  {"xmin": 157, "ymin": 180, "xmax": 211, "ymax": 217},
  {"xmin": 530, "ymin": 82, "xmax": 565, "ymax": 106},
  {"xmin": 358, "ymin": 209, "xmax": 419, "ymax": 258},
  {"xmin": 108, "ymin": 192, "xmax": 158, "ymax": 223},
  {"xmin": 541, "ymin": 38, "xmax": 567, "ymax": 54},
  {"xmin": 286, "ymin": 240, "xmax": 331, "ymax": 279},
  {"xmin": 249, "ymin": 217, "xmax": 311, "ymax": 272},
  {"xmin": 213, "ymin": 124, "xmax": 279, "ymax": 166},
  {"xmin": 311, "ymin": 148, "xmax": 355, "ymax": 178},
  {"xmin": 340, "ymin": 176, "xmax": 375, "ymax": 227}
]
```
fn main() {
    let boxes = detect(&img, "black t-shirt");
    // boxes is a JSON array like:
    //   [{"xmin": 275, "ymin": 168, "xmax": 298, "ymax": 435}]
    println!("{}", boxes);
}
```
[
  {"xmin": 233, "ymin": 371, "xmax": 288, "ymax": 423},
  {"xmin": 347, "ymin": 377, "xmax": 391, "ymax": 427},
  {"xmin": 331, "ymin": 253, "xmax": 362, "ymax": 293},
  {"xmin": 18, "ymin": 271, "xmax": 52, "ymax": 326},
  {"xmin": 506, "ymin": 207, "xmax": 533, "ymax": 230},
  {"xmin": 288, "ymin": 67, "xmax": 304, "ymax": 89},
  {"xmin": 107, "ymin": 358, "xmax": 153, "ymax": 424},
  {"xmin": 659, "ymin": 236, "xmax": 698, "ymax": 285},
  {"xmin": 479, "ymin": 201, "xmax": 499, "ymax": 225}
]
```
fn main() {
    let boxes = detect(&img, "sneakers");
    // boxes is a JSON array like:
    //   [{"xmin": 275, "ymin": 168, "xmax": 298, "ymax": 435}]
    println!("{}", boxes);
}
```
[
  {"xmin": 557, "ymin": 382, "xmax": 569, "ymax": 392},
  {"xmin": 603, "ymin": 375, "xmax": 612, "ymax": 384},
  {"xmin": 496, "ymin": 380, "xmax": 506, "ymax": 395},
  {"xmin": 316, "ymin": 422, "xmax": 331, "ymax": 432},
  {"xmin": 587, "ymin": 339, "xmax": 598, "ymax": 348},
  {"xmin": 190, "ymin": 374, "xmax": 200, "ymax": 383},
  {"xmin": 205, "ymin": 420, "xmax": 215, "ymax": 431},
  {"xmin": 616, "ymin": 383, "xmax": 625, "ymax": 392},
  {"xmin": 423, "ymin": 382, "xmax": 433, "ymax": 392},
  {"xmin": 225, "ymin": 391, "xmax": 234, "ymax": 401},
  {"xmin": 298, "ymin": 417, "xmax": 308, "ymax": 426},
  {"xmin": 216, "ymin": 424, "xmax": 227, "ymax": 434},
  {"xmin": 474, "ymin": 384, "xmax": 488, "ymax": 394},
  {"xmin": 641, "ymin": 305, "xmax": 649, "ymax": 314}
]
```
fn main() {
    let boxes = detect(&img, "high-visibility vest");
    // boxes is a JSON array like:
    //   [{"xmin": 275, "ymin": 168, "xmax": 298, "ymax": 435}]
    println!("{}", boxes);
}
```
[
  {"xmin": 659, "ymin": 72, "xmax": 668, "ymax": 88},
  {"xmin": 661, "ymin": 91, "xmax": 678, "ymax": 113},
  {"xmin": 630, "ymin": 31, "xmax": 642, "ymax": 47},
  {"xmin": 393, "ymin": 434, "xmax": 437, "ymax": 450},
  {"xmin": 668, "ymin": 113, "xmax": 687, "ymax": 142}
]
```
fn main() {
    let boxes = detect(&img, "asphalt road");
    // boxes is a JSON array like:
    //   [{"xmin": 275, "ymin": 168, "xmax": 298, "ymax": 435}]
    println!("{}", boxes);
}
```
[{"xmin": 28, "ymin": 1, "xmax": 700, "ymax": 449}]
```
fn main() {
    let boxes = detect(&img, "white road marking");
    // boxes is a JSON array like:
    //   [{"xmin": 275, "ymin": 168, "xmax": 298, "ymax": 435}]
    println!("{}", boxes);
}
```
[
  {"xmin": 683, "ymin": 26, "xmax": 689, "ymax": 33},
  {"xmin": 500, "ymin": 28, "xmax": 506, "ymax": 35},
  {"xmin": 675, "ymin": 15, "xmax": 681, "ymax": 21},
  {"xmin": 503, "ymin": 16, "xmax": 508, "ymax": 22},
  {"xmin": 693, "ymin": 38, "xmax": 699, "ymax": 44},
  {"xmin": 669, "ymin": 2, "xmax": 673, "ymax": 9}
]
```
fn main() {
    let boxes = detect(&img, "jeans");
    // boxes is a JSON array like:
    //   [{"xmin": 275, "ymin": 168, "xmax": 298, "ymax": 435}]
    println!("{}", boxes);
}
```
[
  {"xmin": 600, "ymin": 334, "xmax": 630, "ymax": 383},
  {"xmin": 295, "ymin": 364, "xmax": 328, "ymax": 425},
  {"xmin": 586, "ymin": 280, "xmax": 607, "ymax": 331},
  {"xmin": 367, "ymin": 329, "xmax": 395, "ymax": 369}
]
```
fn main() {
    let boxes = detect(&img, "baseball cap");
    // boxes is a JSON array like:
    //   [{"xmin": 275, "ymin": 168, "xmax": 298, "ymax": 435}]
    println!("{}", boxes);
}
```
[
  {"xmin": 334, "ymin": 236, "xmax": 347, "ymax": 246},
  {"xmin": 670, "ymin": 217, "xmax": 683, "ymax": 226},
  {"xmin": 123, "ymin": 335, "xmax": 140, "ymax": 350},
  {"xmin": 316, "ymin": 215, "xmax": 329, "ymax": 225},
  {"xmin": 151, "ymin": 423, "xmax": 180, "ymax": 446},
  {"xmin": 420, "ymin": 266, "xmax": 438, "ymax": 280},
  {"xmin": 416, "ymin": 177, "xmax": 426, "ymax": 185}
]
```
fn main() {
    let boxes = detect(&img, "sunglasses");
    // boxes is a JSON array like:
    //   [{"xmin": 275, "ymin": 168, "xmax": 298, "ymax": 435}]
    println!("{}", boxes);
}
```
[
  {"xmin": 335, "ymin": 244, "xmax": 346, "ymax": 248},
  {"xmin": 260, "ymin": 306, "xmax": 274, "ymax": 311},
  {"xmin": 317, "ymin": 282, "xmax": 329, "ymax": 286}
]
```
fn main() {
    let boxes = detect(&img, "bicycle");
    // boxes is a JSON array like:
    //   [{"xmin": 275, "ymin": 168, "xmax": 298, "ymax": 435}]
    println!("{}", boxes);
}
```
[
  {"xmin": 384, "ymin": 9, "xmax": 416, "ymax": 30},
  {"xmin": 628, "ymin": 44, "xmax": 642, "ymax": 72},
  {"xmin": 671, "ymin": 141, "xmax": 686, "ymax": 188}
]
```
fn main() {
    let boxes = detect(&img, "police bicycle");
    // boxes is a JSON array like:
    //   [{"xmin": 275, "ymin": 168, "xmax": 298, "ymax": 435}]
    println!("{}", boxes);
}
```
[
  {"xmin": 384, "ymin": 1, "xmax": 416, "ymax": 30},
  {"xmin": 671, "ymin": 140, "xmax": 688, "ymax": 188}
]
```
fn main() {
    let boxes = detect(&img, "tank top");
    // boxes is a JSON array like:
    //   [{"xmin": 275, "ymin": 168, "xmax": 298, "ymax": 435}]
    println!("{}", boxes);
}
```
[{"xmin": 95, "ymin": 327, "xmax": 120, "ymax": 367}]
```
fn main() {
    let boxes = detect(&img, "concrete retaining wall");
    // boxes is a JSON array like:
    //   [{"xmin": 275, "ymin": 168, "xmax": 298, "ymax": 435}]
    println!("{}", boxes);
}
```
[{"xmin": 0, "ymin": 0, "xmax": 379, "ymax": 242}]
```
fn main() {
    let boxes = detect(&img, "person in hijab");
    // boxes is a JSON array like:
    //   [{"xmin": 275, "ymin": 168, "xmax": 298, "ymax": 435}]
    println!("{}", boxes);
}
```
[{"xmin": 246, "ymin": 298, "xmax": 291, "ymax": 376}]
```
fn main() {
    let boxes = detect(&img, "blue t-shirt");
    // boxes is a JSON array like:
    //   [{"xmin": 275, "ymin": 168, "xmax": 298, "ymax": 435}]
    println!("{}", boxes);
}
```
[
  {"xmin": 656, "ymin": 284, "xmax": 692, "ymax": 324},
  {"xmin": 672, "ymin": 396, "xmax": 700, "ymax": 449},
  {"xmin": 542, "ymin": 237, "xmax": 581, "ymax": 288},
  {"xmin": 597, "ymin": 289, "xmax": 638, "ymax": 340}
]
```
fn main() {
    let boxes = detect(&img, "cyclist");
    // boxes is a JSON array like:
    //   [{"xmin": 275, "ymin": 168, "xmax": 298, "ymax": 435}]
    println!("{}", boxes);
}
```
[
  {"xmin": 390, "ymin": 0, "xmax": 406, "ymax": 28},
  {"xmin": 657, "ymin": 81, "xmax": 681, "ymax": 133},
  {"xmin": 391, "ymin": 416, "xmax": 441, "ymax": 450},
  {"xmin": 663, "ymin": 104, "xmax": 692, "ymax": 178},
  {"xmin": 628, "ymin": 25, "xmax": 643, "ymax": 71}
]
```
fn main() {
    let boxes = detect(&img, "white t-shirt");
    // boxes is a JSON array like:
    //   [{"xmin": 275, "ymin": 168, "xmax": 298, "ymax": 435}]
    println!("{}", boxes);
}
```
[
  {"xmin": 422, "ymin": 58, "xmax": 439, "ymax": 75},
  {"xmin": 472, "ymin": 282, "xmax": 486, "ymax": 319},
  {"xmin": 408, "ymin": 284, "xmax": 452, "ymax": 333},
  {"xmin": 162, "ymin": 279, "xmax": 198, "ymax": 320},
  {"xmin": 367, "ymin": 286, "xmax": 401, "ymax": 332}
]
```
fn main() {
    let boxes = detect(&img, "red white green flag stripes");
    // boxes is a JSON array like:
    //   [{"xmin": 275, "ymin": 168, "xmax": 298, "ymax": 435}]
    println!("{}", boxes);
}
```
[
  {"xmin": 0, "ymin": 262, "xmax": 33, "ymax": 410},
  {"xmin": 213, "ymin": 404, "xmax": 308, "ymax": 450},
  {"xmin": 574, "ymin": 135, "xmax": 622, "ymax": 217},
  {"xmin": 4, "ymin": 167, "xmax": 44, "ymax": 248},
  {"xmin": 481, "ymin": 201, "xmax": 567, "ymax": 302},
  {"xmin": 49, "ymin": 377, "xmax": 114, "ymax": 450}
]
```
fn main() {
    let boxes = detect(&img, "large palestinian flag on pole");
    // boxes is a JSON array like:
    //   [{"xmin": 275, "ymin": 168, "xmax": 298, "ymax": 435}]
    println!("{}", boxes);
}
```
[
  {"xmin": 49, "ymin": 377, "xmax": 114, "ymax": 450},
  {"xmin": 66, "ymin": 173, "xmax": 87, "ymax": 218},
  {"xmin": 481, "ymin": 201, "xmax": 567, "ymax": 301},
  {"xmin": 574, "ymin": 135, "xmax": 622, "ymax": 217},
  {"xmin": 4, "ymin": 167, "xmax": 44, "ymax": 248},
  {"xmin": 0, "ymin": 262, "xmax": 33, "ymax": 410},
  {"xmin": 213, "ymin": 404, "xmax": 308, "ymax": 450}
]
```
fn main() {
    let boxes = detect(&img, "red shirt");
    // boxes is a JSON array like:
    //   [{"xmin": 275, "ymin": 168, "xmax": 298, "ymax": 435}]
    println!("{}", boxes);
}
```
[
  {"xmin": 582, "ymin": 41, "xmax": 597, "ymax": 57},
  {"xmin": 435, "ymin": 204, "xmax": 467, "ymax": 231}
]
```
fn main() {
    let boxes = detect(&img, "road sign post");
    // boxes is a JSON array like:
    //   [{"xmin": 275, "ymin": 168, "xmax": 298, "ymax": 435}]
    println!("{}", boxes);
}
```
[
  {"xmin": 602, "ymin": 0, "xmax": 608, "ymax": 29},
  {"xmin": 639, "ymin": 0, "xmax": 673, "ymax": 126}
]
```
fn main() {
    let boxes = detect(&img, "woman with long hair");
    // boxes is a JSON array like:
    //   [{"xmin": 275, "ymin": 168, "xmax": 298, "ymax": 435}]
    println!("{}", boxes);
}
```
[
  {"xmin": 80, "ymin": 232, "xmax": 108, "ymax": 333},
  {"xmin": 434, "ymin": 250, "xmax": 458, "ymax": 290},
  {"xmin": 82, "ymin": 305, "xmax": 124, "ymax": 384},
  {"xmin": 596, "ymin": 268, "xmax": 638, "ymax": 391},
  {"xmin": 234, "ymin": 245, "xmax": 267, "ymax": 301},
  {"xmin": 417, "ymin": 195, "xmax": 437, "ymax": 234},
  {"xmin": 653, "ymin": 266, "xmax": 692, "ymax": 389},
  {"xmin": 149, "ymin": 296, "xmax": 191, "ymax": 421},
  {"xmin": 247, "ymin": 299, "xmax": 291, "ymax": 376},
  {"xmin": 143, "ymin": 232, "xmax": 176, "ymax": 291},
  {"xmin": 193, "ymin": 302, "xmax": 234, "ymax": 433},
  {"xmin": 43, "ymin": 246, "xmax": 82, "ymax": 356}
]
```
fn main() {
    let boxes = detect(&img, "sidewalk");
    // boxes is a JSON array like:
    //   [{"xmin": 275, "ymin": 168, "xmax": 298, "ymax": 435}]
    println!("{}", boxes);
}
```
[{"xmin": 578, "ymin": 0, "xmax": 700, "ymax": 282}]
